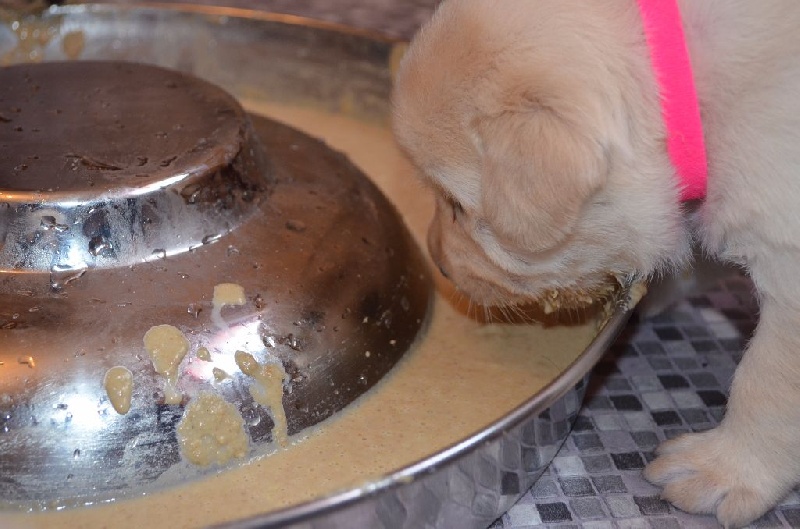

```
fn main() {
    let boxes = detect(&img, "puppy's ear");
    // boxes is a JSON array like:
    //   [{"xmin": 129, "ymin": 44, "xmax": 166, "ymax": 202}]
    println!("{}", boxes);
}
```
[{"xmin": 476, "ymin": 108, "xmax": 607, "ymax": 251}]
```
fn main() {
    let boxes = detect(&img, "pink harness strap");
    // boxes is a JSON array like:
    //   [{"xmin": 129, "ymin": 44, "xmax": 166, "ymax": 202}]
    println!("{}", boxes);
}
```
[{"xmin": 636, "ymin": 0, "xmax": 708, "ymax": 201}]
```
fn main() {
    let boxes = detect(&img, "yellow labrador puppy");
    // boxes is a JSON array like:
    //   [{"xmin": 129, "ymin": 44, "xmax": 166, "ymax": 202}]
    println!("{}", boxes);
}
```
[{"xmin": 392, "ymin": 0, "xmax": 800, "ymax": 526}]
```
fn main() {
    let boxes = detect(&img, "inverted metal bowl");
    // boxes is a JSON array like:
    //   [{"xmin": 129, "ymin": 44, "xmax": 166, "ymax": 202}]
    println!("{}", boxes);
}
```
[
  {"xmin": 0, "ymin": 4, "xmax": 635, "ymax": 528},
  {"xmin": 0, "ymin": 21, "xmax": 432, "ymax": 511}
]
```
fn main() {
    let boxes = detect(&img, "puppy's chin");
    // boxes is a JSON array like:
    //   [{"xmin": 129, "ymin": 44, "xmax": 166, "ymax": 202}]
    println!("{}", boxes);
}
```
[
  {"xmin": 446, "ymin": 268, "xmax": 621, "ymax": 324},
  {"xmin": 429, "ymin": 227, "xmax": 625, "ymax": 321},
  {"xmin": 458, "ymin": 274, "xmax": 620, "ymax": 314}
]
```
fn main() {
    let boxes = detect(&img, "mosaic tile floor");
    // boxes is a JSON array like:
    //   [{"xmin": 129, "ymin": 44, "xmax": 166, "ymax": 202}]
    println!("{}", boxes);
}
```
[{"xmin": 494, "ymin": 273, "xmax": 800, "ymax": 529}]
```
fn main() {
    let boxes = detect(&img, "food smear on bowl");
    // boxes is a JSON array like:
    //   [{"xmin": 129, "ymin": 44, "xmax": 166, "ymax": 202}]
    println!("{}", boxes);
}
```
[
  {"xmin": 235, "ymin": 350, "xmax": 290, "ymax": 447},
  {"xmin": 196, "ymin": 346, "xmax": 212, "ymax": 362},
  {"xmin": 143, "ymin": 324, "xmax": 190, "ymax": 405},
  {"xmin": 103, "ymin": 366, "xmax": 134, "ymax": 415},
  {"xmin": 211, "ymin": 282, "xmax": 247, "ymax": 328},
  {"xmin": 3, "ymin": 104, "xmax": 601, "ymax": 529},
  {"xmin": 177, "ymin": 392, "xmax": 250, "ymax": 466},
  {"xmin": 213, "ymin": 367, "xmax": 230, "ymax": 381}
]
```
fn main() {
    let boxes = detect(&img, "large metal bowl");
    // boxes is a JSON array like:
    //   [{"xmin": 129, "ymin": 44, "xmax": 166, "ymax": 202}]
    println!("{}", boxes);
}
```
[{"xmin": 0, "ymin": 4, "xmax": 636, "ymax": 528}]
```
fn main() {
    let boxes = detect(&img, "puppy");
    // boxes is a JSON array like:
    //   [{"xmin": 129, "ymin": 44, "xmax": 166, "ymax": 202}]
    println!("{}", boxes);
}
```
[{"xmin": 392, "ymin": 0, "xmax": 800, "ymax": 526}]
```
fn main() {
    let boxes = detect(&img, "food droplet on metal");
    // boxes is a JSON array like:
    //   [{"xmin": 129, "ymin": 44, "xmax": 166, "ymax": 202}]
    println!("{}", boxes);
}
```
[
  {"xmin": 235, "ymin": 350, "xmax": 288, "ymax": 447},
  {"xmin": 176, "ymin": 392, "xmax": 249, "ymax": 467},
  {"xmin": 211, "ymin": 283, "xmax": 247, "ymax": 328},
  {"xmin": 196, "ymin": 347, "xmax": 211, "ymax": 362},
  {"xmin": 143, "ymin": 324, "xmax": 189, "ymax": 405},
  {"xmin": 143, "ymin": 325, "xmax": 189, "ymax": 379},
  {"xmin": 103, "ymin": 365, "xmax": 133, "ymax": 415}
]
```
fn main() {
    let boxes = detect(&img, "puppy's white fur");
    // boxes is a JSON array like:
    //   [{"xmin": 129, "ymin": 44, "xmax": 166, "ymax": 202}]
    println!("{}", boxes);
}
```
[{"xmin": 392, "ymin": 1, "xmax": 800, "ymax": 526}]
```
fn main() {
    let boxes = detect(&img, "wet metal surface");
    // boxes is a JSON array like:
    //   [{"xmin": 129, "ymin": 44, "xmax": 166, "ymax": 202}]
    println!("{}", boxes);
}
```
[{"xmin": 0, "ymin": 59, "xmax": 430, "ymax": 507}]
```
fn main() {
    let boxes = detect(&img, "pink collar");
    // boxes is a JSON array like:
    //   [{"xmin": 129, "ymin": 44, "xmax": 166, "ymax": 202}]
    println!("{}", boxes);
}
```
[{"xmin": 636, "ymin": 0, "xmax": 708, "ymax": 201}]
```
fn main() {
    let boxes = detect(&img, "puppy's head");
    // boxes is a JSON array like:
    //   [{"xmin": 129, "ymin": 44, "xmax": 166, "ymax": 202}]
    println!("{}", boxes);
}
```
[{"xmin": 393, "ymin": 0, "xmax": 690, "ymax": 310}]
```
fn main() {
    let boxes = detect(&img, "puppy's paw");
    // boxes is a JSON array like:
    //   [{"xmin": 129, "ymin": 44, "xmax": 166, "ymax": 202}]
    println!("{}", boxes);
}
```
[{"xmin": 644, "ymin": 428, "xmax": 788, "ymax": 528}]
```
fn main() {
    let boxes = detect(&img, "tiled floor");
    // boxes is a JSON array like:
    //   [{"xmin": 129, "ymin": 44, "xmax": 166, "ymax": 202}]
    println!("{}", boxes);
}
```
[{"xmin": 494, "ymin": 273, "xmax": 800, "ymax": 529}]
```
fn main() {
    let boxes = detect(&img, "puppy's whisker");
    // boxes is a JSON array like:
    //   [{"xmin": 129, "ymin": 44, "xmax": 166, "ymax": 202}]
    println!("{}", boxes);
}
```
[
  {"xmin": 506, "ymin": 303, "xmax": 516, "ymax": 321},
  {"xmin": 566, "ymin": 306, "xmax": 576, "ymax": 325},
  {"xmin": 505, "ymin": 304, "xmax": 517, "ymax": 322},
  {"xmin": 499, "ymin": 305, "xmax": 512, "ymax": 322},
  {"xmin": 447, "ymin": 285, "xmax": 462, "ymax": 306},
  {"xmin": 464, "ymin": 297, "xmax": 474, "ymax": 321},
  {"xmin": 510, "ymin": 303, "xmax": 528, "ymax": 323}
]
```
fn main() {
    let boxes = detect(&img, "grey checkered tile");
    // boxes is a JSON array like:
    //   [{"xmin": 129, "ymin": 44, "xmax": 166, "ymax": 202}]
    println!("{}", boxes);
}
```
[{"xmin": 497, "ymin": 274, "xmax": 800, "ymax": 528}]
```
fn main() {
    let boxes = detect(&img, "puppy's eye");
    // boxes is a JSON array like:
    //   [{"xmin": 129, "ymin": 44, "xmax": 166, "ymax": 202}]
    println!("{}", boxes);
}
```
[{"xmin": 446, "ymin": 196, "xmax": 465, "ymax": 222}]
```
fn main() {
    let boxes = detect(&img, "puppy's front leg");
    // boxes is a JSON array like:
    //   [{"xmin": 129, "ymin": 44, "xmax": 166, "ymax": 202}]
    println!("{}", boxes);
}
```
[{"xmin": 644, "ymin": 294, "xmax": 800, "ymax": 527}]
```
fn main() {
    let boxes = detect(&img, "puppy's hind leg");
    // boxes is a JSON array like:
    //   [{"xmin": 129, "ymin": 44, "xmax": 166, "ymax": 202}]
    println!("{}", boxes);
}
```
[{"xmin": 644, "ymin": 292, "xmax": 800, "ymax": 527}]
